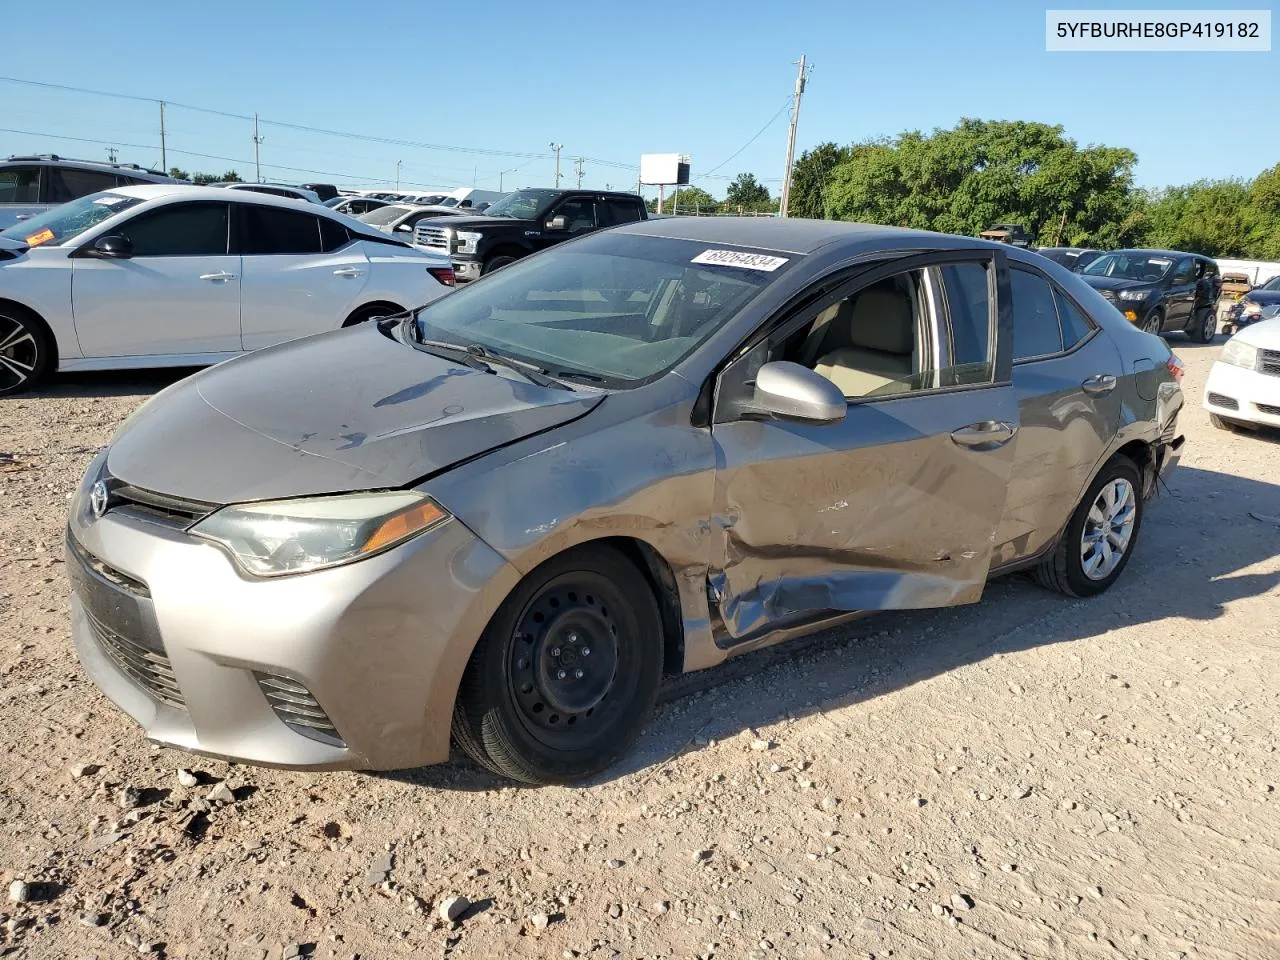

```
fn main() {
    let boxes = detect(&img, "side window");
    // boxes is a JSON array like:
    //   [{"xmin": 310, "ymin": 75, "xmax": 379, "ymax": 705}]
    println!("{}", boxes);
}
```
[
  {"xmin": 553, "ymin": 199, "xmax": 597, "ymax": 234},
  {"xmin": 319, "ymin": 218, "xmax": 352, "ymax": 252},
  {"xmin": 603, "ymin": 199, "xmax": 644, "ymax": 225},
  {"xmin": 1053, "ymin": 288, "xmax": 1095, "ymax": 349},
  {"xmin": 1171, "ymin": 257, "xmax": 1195, "ymax": 284},
  {"xmin": 1010, "ymin": 268, "xmax": 1065, "ymax": 361},
  {"xmin": 45, "ymin": 167, "xmax": 119, "ymax": 204},
  {"xmin": 239, "ymin": 205, "xmax": 323, "ymax": 255},
  {"xmin": 115, "ymin": 202, "xmax": 229, "ymax": 257},
  {"xmin": 0, "ymin": 166, "xmax": 42, "ymax": 203},
  {"xmin": 937, "ymin": 263, "xmax": 993, "ymax": 385}
]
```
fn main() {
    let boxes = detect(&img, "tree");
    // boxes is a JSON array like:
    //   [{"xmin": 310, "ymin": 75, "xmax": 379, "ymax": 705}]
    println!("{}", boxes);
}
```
[
  {"xmin": 1138, "ymin": 169, "xmax": 1280, "ymax": 259},
  {"xmin": 725, "ymin": 172, "xmax": 772, "ymax": 209},
  {"xmin": 168, "ymin": 168, "xmax": 242, "ymax": 184},
  {"xmin": 788, "ymin": 142, "xmax": 855, "ymax": 219},
  {"xmin": 668, "ymin": 186, "xmax": 718, "ymax": 214},
  {"xmin": 820, "ymin": 119, "xmax": 1142, "ymax": 248}
]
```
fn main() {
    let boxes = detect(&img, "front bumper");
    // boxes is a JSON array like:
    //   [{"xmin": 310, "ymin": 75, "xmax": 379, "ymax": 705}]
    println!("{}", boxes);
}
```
[
  {"xmin": 1204, "ymin": 360, "xmax": 1280, "ymax": 428},
  {"xmin": 67, "ymin": 501, "xmax": 515, "ymax": 770}
]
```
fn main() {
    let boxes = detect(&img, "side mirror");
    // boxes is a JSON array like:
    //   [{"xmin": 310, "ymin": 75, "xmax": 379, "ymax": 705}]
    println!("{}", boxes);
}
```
[
  {"xmin": 395, "ymin": 223, "xmax": 413, "ymax": 232},
  {"xmin": 750, "ymin": 361, "xmax": 846, "ymax": 424},
  {"xmin": 91, "ymin": 235, "xmax": 133, "ymax": 259},
  {"xmin": 546, "ymin": 215, "xmax": 568, "ymax": 232}
]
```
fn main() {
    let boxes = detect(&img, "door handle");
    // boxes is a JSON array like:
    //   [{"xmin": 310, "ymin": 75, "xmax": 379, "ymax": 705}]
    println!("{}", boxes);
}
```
[
  {"xmin": 198, "ymin": 271, "xmax": 237, "ymax": 282},
  {"xmin": 950, "ymin": 420, "xmax": 1017, "ymax": 449},
  {"xmin": 1081, "ymin": 374, "xmax": 1117, "ymax": 396},
  {"xmin": 333, "ymin": 267, "xmax": 366, "ymax": 278},
  {"xmin": 14, "ymin": 214, "xmax": 30, "ymax": 222}
]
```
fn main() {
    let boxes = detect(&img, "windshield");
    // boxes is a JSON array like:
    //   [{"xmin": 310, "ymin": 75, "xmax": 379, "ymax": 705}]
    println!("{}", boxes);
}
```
[
  {"xmin": 1261, "ymin": 275, "xmax": 1280, "ymax": 291},
  {"xmin": 0, "ymin": 192, "xmax": 143, "ymax": 247},
  {"xmin": 358, "ymin": 204, "xmax": 413, "ymax": 226},
  {"xmin": 482, "ymin": 189, "xmax": 559, "ymax": 220},
  {"xmin": 412, "ymin": 233, "xmax": 793, "ymax": 386},
  {"xmin": 1082, "ymin": 253, "xmax": 1173, "ymax": 282}
]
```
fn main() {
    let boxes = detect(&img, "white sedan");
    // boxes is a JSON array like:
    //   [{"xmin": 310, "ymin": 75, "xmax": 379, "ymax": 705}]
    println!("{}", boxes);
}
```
[
  {"xmin": 1203, "ymin": 314, "xmax": 1280, "ymax": 431},
  {"xmin": 0, "ymin": 185, "xmax": 456, "ymax": 394}
]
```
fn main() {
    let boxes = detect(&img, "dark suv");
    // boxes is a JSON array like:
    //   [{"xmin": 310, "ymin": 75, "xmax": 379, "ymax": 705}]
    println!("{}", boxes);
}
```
[
  {"xmin": 1078, "ymin": 249, "xmax": 1221, "ymax": 342},
  {"xmin": 0, "ymin": 155, "xmax": 183, "ymax": 229},
  {"xmin": 413, "ymin": 188, "xmax": 649, "ymax": 282}
]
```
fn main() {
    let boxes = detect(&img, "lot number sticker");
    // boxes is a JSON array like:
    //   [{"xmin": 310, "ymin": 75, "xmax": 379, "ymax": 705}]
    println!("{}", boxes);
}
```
[{"xmin": 691, "ymin": 249, "xmax": 789, "ymax": 272}]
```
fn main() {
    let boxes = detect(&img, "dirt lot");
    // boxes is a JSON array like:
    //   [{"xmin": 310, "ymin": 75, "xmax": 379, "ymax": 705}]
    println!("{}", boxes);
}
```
[{"xmin": 0, "ymin": 339, "xmax": 1276, "ymax": 960}]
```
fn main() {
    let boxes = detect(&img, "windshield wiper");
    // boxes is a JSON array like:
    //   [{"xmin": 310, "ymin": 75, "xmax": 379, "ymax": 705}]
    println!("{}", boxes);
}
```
[{"xmin": 410, "ymin": 329, "xmax": 569, "ymax": 390}]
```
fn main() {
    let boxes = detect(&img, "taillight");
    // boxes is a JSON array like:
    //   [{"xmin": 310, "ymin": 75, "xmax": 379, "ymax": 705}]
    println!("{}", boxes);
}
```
[
  {"xmin": 1166, "ymin": 354, "xmax": 1184, "ymax": 381},
  {"xmin": 427, "ymin": 266, "xmax": 455, "ymax": 287}
]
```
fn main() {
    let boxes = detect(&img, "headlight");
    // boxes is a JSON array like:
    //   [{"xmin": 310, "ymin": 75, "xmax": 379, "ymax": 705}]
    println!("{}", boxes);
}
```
[
  {"xmin": 190, "ymin": 491, "xmax": 450, "ymax": 577},
  {"xmin": 1117, "ymin": 289, "xmax": 1151, "ymax": 301},
  {"xmin": 454, "ymin": 231, "xmax": 483, "ymax": 255},
  {"xmin": 1219, "ymin": 338, "xmax": 1258, "ymax": 371}
]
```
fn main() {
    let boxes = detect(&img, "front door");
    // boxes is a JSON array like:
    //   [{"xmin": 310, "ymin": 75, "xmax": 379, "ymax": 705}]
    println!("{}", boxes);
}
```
[
  {"xmin": 71, "ymin": 200, "xmax": 242, "ymax": 358},
  {"xmin": 708, "ymin": 253, "xmax": 1018, "ymax": 642}
]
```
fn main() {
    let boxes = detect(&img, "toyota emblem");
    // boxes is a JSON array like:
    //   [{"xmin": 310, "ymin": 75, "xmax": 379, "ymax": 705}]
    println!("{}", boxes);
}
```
[{"xmin": 89, "ymin": 480, "xmax": 110, "ymax": 519}]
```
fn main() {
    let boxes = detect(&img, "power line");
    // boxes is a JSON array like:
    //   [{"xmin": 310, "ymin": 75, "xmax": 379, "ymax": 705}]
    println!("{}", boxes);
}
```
[{"xmin": 696, "ymin": 98, "xmax": 793, "ymax": 182}]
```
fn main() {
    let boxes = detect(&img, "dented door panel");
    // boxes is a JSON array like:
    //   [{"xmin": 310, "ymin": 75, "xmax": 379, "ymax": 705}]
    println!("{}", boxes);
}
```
[{"xmin": 709, "ymin": 386, "xmax": 1018, "ymax": 641}]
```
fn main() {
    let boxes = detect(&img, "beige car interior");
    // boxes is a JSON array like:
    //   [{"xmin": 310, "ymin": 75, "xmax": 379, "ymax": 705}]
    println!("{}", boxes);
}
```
[{"xmin": 803, "ymin": 277, "xmax": 920, "ymax": 398}]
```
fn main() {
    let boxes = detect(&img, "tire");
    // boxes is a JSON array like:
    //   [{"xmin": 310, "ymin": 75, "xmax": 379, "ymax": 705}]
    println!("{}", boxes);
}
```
[
  {"xmin": 1141, "ymin": 309, "xmax": 1164, "ymax": 335},
  {"xmin": 1209, "ymin": 413, "xmax": 1235, "ymax": 431},
  {"xmin": 1188, "ymin": 306, "xmax": 1216, "ymax": 343},
  {"xmin": 1032, "ymin": 455, "xmax": 1144, "ymax": 599},
  {"xmin": 452, "ymin": 544, "xmax": 663, "ymax": 785},
  {"xmin": 482, "ymin": 255, "xmax": 518, "ymax": 276},
  {"xmin": 0, "ymin": 305, "xmax": 54, "ymax": 396},
  {"xmin": 343, "ymin": 303, "xmax": 405, "ymax": 327}
]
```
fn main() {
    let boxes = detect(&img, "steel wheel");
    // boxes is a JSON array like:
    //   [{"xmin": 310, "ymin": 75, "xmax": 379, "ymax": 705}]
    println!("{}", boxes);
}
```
[
  {"xmin": 508, "ymin": 581, "xmax": 622, "ymax": 747},
  {"xmin": 1080, "ymin": 477, "xmax": 1136, "ymax": 580},
  {"xmin": 0, "ymin": 310, "xmax": 48, "ymax": 395}
]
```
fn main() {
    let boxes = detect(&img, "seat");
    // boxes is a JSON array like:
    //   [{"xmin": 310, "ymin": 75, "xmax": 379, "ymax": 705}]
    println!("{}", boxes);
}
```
[{"xmin": 813, "ymin": 284, "xmax": 915, "ymax": 397}]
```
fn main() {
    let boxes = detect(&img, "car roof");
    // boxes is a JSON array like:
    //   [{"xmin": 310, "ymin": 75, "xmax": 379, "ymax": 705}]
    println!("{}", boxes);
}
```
[
  {"xmin": 106, "ymin": 184, "xmax": 326, "ymax": 210},
  {"xmin": 2, "ymin": 156, "xmax": 176, "ymax": 181},
  {"xmin": 614, "ymin": 216, "xmax": 978, "ymax": 255},
  {"xmin": 1107, "ymin": 248, "xmax": 1209, "ymax": 260}
]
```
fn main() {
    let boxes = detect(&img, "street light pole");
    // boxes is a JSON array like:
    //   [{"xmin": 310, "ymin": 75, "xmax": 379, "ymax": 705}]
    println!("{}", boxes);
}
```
[{"xmin": 396, "ymin": 160, "xmax": 403, "ymax": 190}]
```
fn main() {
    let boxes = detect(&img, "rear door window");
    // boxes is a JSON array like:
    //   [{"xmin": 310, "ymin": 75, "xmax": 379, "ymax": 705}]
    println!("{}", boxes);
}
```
[
  {"xmin": 45, "ymin": 167, "xmax": 119, "ymax": 204},
  {"xmin": 1010, "ymin": 268, "xmax": 1064, "ymax": 361},
  {"xmin": 602, "ymin": 199, "xmax": 645, "ymax": 226},
  {"xmin": 238, "ymin": 204, "xmax": 323, "ymax": 255},
  {"xmin": 1053, "ymin": 289, "xmax": 1094, "ymax": 349},
  {"xmin": 0, "ymin": 166, "xmax": 41, "ymax": 203}
]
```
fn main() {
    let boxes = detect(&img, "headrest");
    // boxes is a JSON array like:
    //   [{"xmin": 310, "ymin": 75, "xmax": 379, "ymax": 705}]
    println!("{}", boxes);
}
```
[{"xmin": 846, "ymin": 287, "xmax": 914, "ymax": 355}]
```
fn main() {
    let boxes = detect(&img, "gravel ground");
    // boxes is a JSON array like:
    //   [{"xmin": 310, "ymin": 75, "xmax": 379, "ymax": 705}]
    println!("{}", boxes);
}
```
[{"xmin": 0, "ymin": 339, "xmax": 1277, "ymax": 960}]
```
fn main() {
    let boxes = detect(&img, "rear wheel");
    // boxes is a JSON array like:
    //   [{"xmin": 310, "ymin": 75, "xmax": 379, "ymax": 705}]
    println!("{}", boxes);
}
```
[
  {"xmin": 1188, "ymin": 306, "xmax": 1216, "ymax": 343},
  {"xmin": 452, "ymin": 544, "xmax": 663, "ymax": 785},
  {"xmin": 1033, "ymin": 455, "xmax": 1144, "ymax": 598},
  {"xmin": 0, "ymin": 306, "xmax": 53, "ymax": 396},
  {"xmin": 482, "ymin": 255, "xmax": 518, "ymax": 276}
]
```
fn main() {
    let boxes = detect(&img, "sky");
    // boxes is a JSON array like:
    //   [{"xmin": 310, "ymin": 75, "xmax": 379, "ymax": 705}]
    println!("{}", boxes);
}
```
[{"xmin": 2, "ymin": 0, "xmax": 1276, "ymax": 199}]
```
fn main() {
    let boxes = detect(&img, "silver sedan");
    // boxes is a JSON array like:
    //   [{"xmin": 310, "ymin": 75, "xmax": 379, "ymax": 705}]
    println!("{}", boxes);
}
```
[{"xmin": 67, "ymin": 218, "xmax": 1185, "ymax": 784}]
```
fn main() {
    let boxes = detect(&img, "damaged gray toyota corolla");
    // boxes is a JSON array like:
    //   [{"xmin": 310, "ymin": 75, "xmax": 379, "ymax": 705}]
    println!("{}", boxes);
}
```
[{"xmin": 67, "ymin": 218, "xmax": 1185, "ymax": 784}]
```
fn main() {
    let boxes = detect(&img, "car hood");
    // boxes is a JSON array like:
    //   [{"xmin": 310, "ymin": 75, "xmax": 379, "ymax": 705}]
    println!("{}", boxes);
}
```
[
  {"xmin": 106, "ymin": 324, "xmax": 603, "ymax": 504},
  {"xmin": 1080, "ymin": 275, "xmax": 1157, "ymax": 294},
  {"xmin": 1242, "ymin": 290, "xmax": 1280, "ymax": 306},
  {"xmin": 1233, "ymin": 315, "xmax": 1280, "ymax": 349},
  {"xmin": 421, "ymin": 214, "xmax": 536, "ymax": 229}
]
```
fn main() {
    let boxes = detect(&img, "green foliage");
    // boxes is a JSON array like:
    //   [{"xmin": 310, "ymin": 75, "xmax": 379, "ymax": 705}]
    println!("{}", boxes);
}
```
[
  {"xmin": 1139, "ymin": 165, "xmax": 1280, "ymax": 259},
  {"xmin": 788, "ymin": 142, "xmax": 855, "ymax": 219},
  {"xmin": 668, "ymin": 185, "xmax": 718, "ymax": 214},
  {"xmin": 725, "ymin": 172, "xmax": 772, "ymax": 209},
  {"xmin": 169, "ymin": 168, "xmax": 242, "ymax": 185},
  {"xmin": 820, "ymin": 119, "xmax": 1142, "ymax": 248}
]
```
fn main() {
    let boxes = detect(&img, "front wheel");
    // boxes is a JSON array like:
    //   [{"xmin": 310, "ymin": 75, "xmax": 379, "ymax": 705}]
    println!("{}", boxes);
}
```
[
  {"xmin": 1033, "ymin": 455, "xmax": 1144, "ymax": 598},
  {"xmin": 1141, "ymin": 309, "xmax": 1164, "ymax": 335},
  {"xmin": 482, "ymin": 255, "xmax": 518, "ymax": 276},
  {"xmin": 452, "ymin": 544, "xmax": 663, "ymax": 784},
  {"xmin": 0, "ymin": 306, "xmax": 53, "ymax": 396}
]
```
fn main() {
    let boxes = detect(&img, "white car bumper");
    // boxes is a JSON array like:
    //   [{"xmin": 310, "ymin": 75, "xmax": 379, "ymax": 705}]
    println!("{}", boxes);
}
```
[{"xmin": 1203, "ymin": 359, "xmax": 1280, "ymax": 428}]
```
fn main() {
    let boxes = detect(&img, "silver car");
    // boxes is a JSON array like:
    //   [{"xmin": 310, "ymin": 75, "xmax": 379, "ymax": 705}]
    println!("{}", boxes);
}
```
[{"xmin": 67, "ymin": 218, "xmax": 1186, "ymax": 784}]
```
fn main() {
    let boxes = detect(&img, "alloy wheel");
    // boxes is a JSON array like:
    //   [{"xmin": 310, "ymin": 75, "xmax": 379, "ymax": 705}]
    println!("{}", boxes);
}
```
[
  {"xmin": 0, "ymin": 314, "xmax": 39, "ymax": 392},
  {"xmin": 1080, "ymin": 478, "xmax": 1136, "ymax": 580},
  {"xmin": 1143, "ymin": 311, "xmax": 1162, "ymax": 335}
]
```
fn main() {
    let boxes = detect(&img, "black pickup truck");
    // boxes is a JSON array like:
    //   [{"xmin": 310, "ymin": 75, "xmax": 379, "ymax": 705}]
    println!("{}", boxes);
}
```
[{"xmin": 412, "ymin": 188, "xmax": 649, "ymax": 282}]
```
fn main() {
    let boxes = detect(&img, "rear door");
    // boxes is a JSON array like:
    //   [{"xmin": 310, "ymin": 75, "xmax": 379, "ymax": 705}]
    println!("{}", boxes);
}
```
[
  {"xmin": 236, "ymin": 203, "xmax": 371, "ymax": 350},
  {"xmin": 1166, "ymin": 257, "xmax": 1197, "ymax": 328},
  {"xmin": 708, "ymin": 251, "xmax": 1018, "ymax": 643},
  {"xmin": 71, "ymin": 200, "xmax": 242, "ymax": 358}
]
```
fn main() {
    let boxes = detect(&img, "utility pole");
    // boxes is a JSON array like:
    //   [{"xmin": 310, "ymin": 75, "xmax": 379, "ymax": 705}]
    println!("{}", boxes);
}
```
[
  {"xmin": 499, "ymin": 168, "xmax": 517, "ymax": 191},
  {"xmin": 779, "ymin": 54, "xmax": 810, "ymax": 219},
  {"xmin": 158, "ymin": 101, "xmax": 167, "ymax": 172},
  {"xmin": 573, "ymin": 157, "xmax": 584, "ymax": 188},
  {"xmin": 549, "ymin": 142, "xmax": 563, "ymax": 188},
  {"xmin": 106, "ymin": 147, "xmax": 118, "ymax": 164},
  {"xmin": 253, "ymin": 113, "xmax": 264, "ymax": 183}
]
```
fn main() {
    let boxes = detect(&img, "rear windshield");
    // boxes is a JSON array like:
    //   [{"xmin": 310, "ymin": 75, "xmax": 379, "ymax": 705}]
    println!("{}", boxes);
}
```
[
  {"xmin": 0, "ymin": 192, "xmax": 143, "ymax": 247},
  {"xmin": 358, "ymin": 204, "xmax": 413, "ymax": 226},
  {"xmin": 413, "ymin": 232, "xmax": 795, "ymax": 386}
]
